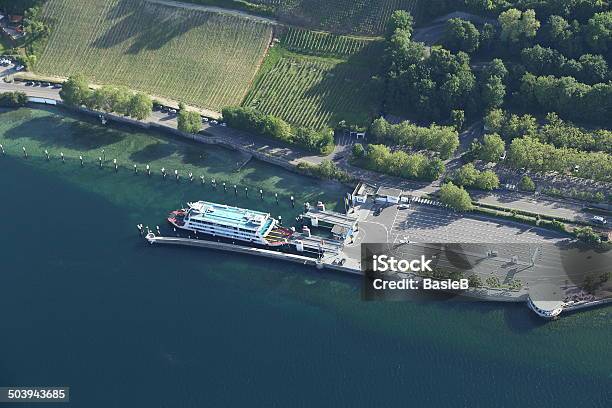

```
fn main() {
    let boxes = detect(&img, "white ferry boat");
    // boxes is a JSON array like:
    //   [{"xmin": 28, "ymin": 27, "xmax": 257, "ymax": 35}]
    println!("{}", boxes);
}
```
[{"xmin": 167, "ymin": 201, "xmax": 293, "ymax": 246}]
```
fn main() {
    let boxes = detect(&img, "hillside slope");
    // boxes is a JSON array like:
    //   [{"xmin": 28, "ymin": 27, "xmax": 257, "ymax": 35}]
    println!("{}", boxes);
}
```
[{"xmin": 36, "ymin": 0, "xmax": 273, "ymax": 111}]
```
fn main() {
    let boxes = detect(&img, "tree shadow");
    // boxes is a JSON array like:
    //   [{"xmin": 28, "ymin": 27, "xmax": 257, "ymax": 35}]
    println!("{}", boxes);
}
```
[
  {"xmin": 129, "ymin": 142, "xmax": 178, "ymax": 163},
  {"xmin": 302, "ymin": 42, "xmax": 385, "ymax": 128},
  {"xmin": 3, "ymin": 116, "xmax": 125, "ymax": 151},
  {"xmin": 91, "ymin": 0, "xmax": 210, "ymax": 54}
]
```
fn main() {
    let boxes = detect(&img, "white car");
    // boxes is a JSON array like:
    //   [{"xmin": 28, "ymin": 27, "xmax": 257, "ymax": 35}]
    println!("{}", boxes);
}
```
[
  {"xmin": 210, "ymin": 120, "xmax": 218, "ymax": 125},
  {"xmin": 593, "ymin": 216, "xmax": 607, "ymax": 225},
  {"xmin": 201, "ymin": 117, "xmax": 209, "ymax": 122},
  {"xmin": 220, "ymin": 122, "xmax": 227, "ymax": 127}
]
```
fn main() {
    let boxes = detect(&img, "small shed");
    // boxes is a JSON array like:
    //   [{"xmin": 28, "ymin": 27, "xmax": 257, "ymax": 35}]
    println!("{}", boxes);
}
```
[{"xmin": 375, "ymin": 187, "xmax": 402, "ymax": 204}]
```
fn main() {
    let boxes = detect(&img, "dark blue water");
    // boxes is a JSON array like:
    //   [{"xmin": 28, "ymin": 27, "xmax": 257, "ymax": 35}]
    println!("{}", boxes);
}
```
[{"xmin": 0, "ymin": 147, "xmax": 610, "ymax": 407}]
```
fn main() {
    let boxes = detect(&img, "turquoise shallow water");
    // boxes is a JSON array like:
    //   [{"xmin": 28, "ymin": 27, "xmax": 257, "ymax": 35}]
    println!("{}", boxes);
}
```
[{"xmin": 0, "ymin": 109, "xmax": 611, "ymax": 407}]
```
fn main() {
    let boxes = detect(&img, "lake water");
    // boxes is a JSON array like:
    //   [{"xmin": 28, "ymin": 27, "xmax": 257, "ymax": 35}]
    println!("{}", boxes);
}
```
[{"xmin": 0, "ymin": 108, "xmax": 610, "ymax": 407}]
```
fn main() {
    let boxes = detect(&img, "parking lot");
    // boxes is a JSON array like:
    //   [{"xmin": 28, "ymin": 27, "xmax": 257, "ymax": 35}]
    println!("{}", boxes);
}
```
[{"xmin": 348, "ymin": 200, "xmax": 566, "ymax": 247}]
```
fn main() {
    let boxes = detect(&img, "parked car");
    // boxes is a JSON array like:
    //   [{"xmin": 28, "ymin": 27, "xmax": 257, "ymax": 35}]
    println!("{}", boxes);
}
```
[
  {"xmin": 52, "ymin": 83, "xmax": 62, "ymax": 89},
  {"xmin": 201, "ymin": 117, "xmax": 209, "ymax": 122},
  {"xmin": 593, "ymin": 216, "xmax": 607, "ymax": 225},
  {"xmin": 398, "ymin": 204, "xmax": 410, "ymax": 210},
  {"xmin": 373, "ymin": 207, "xmax": 382, "ymax": 216},
  {"xmin": 168, "ymin": 108, "xmax": 177, "ymax": 114},
  {"xmin": 220, "ymin": 122, "xmax": 227, "ymax": 127},
  {"xmin": 210, "ymin": 120, "xmax": 218, "ymax": 125}
]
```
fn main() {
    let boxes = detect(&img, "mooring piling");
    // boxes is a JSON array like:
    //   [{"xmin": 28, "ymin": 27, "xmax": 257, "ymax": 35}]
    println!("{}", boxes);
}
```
[
  {"xmin": 290, "ymin": 196, "xmax": 295, "ymax": 208},
  {"xmin": 245, "ymin": 187, "xmax": 248, "ymax": 198},
  {"xmin": 60, "ymin": 152, "xmax": 65, "ymax": 163},
  {"xmin": 113, "ymin": 158, "xmax": 118, "ymax": 172},
  {"xmin": 223, "ymin": 182, "xmax": 227, "ymax": 192},
  {"xmin": 79, "ymin": 155, "xmax": 84, "ymax": 166},
  {"xmin": 189, "ymin": 172, "xmax": 193, "ymax": 182},
  {"xmin": 260, "ymin": 189, "xmax": 263, "ymax": 200},
  {"xmin": 0, "ymin": 144, "xmax": 4, "ymax": 155},
  {"xmin": 99, "ymin": 157, "xmax": 102, "ymax": 168},
  {"xmin": 146, "ymin": 164, "xmax": 151, "ymax": 176},
  {"xmin": 275, "ymin": 193, "xmax": 278, "ymax": 204},
  {"xmin": 44, "ymin": 149, "xmax": 49, "ymax": 160},
  {"xmin": 174, "ymin": 169, "xmax": 179, "ymax": 181},
  {"xmin": 134, "ymin": 164, "xmax": 137, "ymax": 174},
  {"xmin": 234, "ymin": 185, "xmax": 237, "ymax": 196},
  {"xmin": 161, "ymin": 167, "xmax": 166, "ymax": 179}
]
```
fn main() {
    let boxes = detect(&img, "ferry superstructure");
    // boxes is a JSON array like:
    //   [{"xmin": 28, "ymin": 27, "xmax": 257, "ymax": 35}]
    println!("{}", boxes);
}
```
[{"xmin": 167, "ymin": 201, "xmax": 292, "ymax": 246}]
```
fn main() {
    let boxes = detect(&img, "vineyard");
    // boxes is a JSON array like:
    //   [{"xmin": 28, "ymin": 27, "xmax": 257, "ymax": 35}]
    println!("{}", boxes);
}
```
[
  {"xmin": 243, "ymin": 49, "xmax": 383, "ymax": 129},
  {"xmin": 253, "ymin": 0, "xmax": 420, "ymax": 35},
  {"xmin": 36, "ymin": 0, "xmax": 273, "ymax": 111},
  {"xmin": 280, "ymin": 27, "xmax": 379, "ymax": 58}
]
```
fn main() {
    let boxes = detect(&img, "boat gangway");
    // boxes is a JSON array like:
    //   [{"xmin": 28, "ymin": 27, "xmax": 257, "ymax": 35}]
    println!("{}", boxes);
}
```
[{"xmin": 303, "ymin": 208, "xmax": 357, "ymax": 229}]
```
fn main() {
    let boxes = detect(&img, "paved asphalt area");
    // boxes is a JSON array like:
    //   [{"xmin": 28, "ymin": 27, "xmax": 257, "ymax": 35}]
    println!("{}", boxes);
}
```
[{"xmin": 355, "ymin": 202, "xmax": 566, "ymax": 246}]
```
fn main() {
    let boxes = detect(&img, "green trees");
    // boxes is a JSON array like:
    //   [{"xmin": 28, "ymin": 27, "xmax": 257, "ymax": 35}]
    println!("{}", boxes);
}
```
[
  {"xmin": 451, "ymin": 109, "xmax": 465, "ymax": 131},
  {"xmin": 368, "ymin": 117, "xmax": 459, "ymax": 159},
  {"xmin": 519, "ymin": 175, "xmax": 536, "ymax": 192},
  {"xmin": 443, "ymin": 18, "xmax": 480, "ymax": 53},
  {"xmin": 520, "ymin": 45, "xmax": 609, "ymax": 84},
  {"xmin": 60, "ymin": 74, "xmax": 90, "ymax": 107},
  {"xmin": 127, "ymin": 93, "xmax": 153, "ymax": 120},
  {"xmin": 0, "ymin": 91, "xmax": 28, "ymax": 107},
  {"xmin": 474, "ymin": 170, "xmax": 500, "ymax": 190},
  {"xmin": 352, "ymin": 143, "xmax": 365, "ymax": 159},
  {"xmin": 439, "ymin": 182, "xmax": 473, "ymax": 211},
  {"xmin": 352, "ymin": 144, "xmax": 445, "ymax": 181},
  {"xmin": 480, "ymin": 133, "xmax": 506, "ymax": 163},
  {"xmin": 383, "ymin": 14, "xmax": 477, "ymax": 122},
  {"xmin": 538, "ymin": 113, "xmax": 612, "ymax": 153},
  {"xmin": 177, "ymin": 108, "xmax": 202, "ymax": 134},
  {"xmin": 507, "ymin": 136, "xmax": 612, "ymax": 182},
  {"xmin": 481, "ymin": 75, "xmax": 506, "ymax": 109},
  {"xmin": 222, "ymin": 107, "xmax": 334, "ymax": 154},
  {"xmin": 484, "ymin": 109, "xmax": 537, "ymax": 141},
  {"xmin": 84, "ymin": 85, "xmax": 152, "ymax": 120},
  {"xmin": 585, "ymin": 11, "xmax": 612, "ymax": 54},
  {"xmin": 573, "ymin": 226, "xmax": 601, "ymax": 244},
  {"xmin": 386, "ymin": 10, "xmax": 414, "ymax": 39},
  {"xmin": 454, "ymin": 163, "xmax": 479, "ymax": 187},
  {"xmin": 452, "ymin": 164, "xmax": 500, "ymax": 190},
  {"xmin": 499, "ymin": 8, "xmax": 540, "ymax": 44},
  {"xmin": 519, "ymin": 73, "xmax": 612, "ymax": 125}
]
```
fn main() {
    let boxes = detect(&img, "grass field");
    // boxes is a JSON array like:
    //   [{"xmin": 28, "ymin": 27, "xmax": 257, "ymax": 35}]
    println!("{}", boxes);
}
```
[
  {"xmin": 36, "ymin": 0, "xmax": 273, "ymax": 111},
  {"xmin": 243, "ymin": 40, "xmax": 383, "ymax": 129},
  {"xmin": 253, "ymin": 0, "xmax": 419, "ymax": 35}
]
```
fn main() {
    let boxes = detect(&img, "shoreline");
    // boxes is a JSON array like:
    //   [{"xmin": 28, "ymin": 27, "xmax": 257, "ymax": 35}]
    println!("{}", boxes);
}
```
[{"xmin": 143, "ymin": 233, "xmax": 610, "ymax": 319}]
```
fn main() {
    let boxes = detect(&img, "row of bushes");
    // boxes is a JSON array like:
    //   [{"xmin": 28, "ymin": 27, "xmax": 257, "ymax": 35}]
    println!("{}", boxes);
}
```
[
  {"xmin": 222, "ymin": 107, "xmax": 334, "ymax": 154},
  {"xmin": 368, "ymin": 117, "xmax": 460, "ymax": 160},
  {"xmin": 296, "ymin": 160, "xmax": 352, "ymax": 183},
  {"xmin": 352, "ymin": 143, "xmax": 446, "ymax": 181},
  {"xmin": 473, "ymin": 206, "xmax": 568, "ymax": 232},
  {"xmin": 0, "ymin": 91, "xmax": 28, "ymax": 107},
  {"xmin": 485, "ymin": 109, "xmax": 612, "ymax": 154},
  {"xmin": 542, "ymin": 187, "xmax": 609, "ymax": 204},
  {"xmin": 60, "ymin": 75, "xmax": 153, "ymax": 120},
  {"xmin": 507, "ymin": 135, "xmax": 612, "ymax": 182}
]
